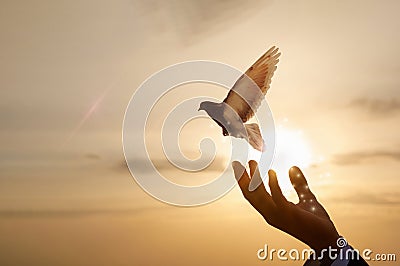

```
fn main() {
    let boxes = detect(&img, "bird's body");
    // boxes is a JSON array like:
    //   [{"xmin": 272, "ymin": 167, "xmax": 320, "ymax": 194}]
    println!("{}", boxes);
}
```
[
  {"xmin": 199, "ymin": 46, "xmax": 281, "ymax": 151},
  {"xmin": 199, "ymin": 101, "xmax": 246, "ymax": 138}
]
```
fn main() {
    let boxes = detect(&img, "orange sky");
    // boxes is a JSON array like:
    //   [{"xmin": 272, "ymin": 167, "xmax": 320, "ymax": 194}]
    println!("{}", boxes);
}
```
[{"xmin": 0, "ymin": 0, "xmax": 399, "ymax": 265}]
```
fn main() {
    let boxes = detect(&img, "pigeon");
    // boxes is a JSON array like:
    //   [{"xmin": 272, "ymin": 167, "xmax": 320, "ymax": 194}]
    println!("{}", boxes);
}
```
[{"xmin": 198, "ymin": 46, "xmax": 280, "ymax": 151}]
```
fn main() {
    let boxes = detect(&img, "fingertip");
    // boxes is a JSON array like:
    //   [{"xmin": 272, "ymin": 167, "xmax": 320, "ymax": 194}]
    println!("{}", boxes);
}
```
[
  {"xmin": 232, "ymin": 160, "xmax": 239, "ymax": 166},
  {"xmin": 268, "ymin": 169, "xmax": 276, "ymax": 178},
  {"xmin": 232, "ymin": 161, "xmax": 242, "ymax": 169},
  {"xmin": 268, "ymin": 169, "xmax": 275, "ymax": 175},
  {"xmin": 248, "ymin": 160, "xmax": 258, "ymax": 167},
  {"xmin": 232, "ymin": 161, "xmax": 242, "ymax": 175},
  {"xmin": 289, "ymin": 166, "xmax": 302, "ymax": 176},
  {"xmin": 232, "ymin": 161, "xmax": 248, "ymax": 183},
  {"xmin": 248, "ymin": 160, "xmax": 259, "ymax": 178},
  {"xmin": 268, "ymin": 170, "xmax": 277, "ymax": 187}
]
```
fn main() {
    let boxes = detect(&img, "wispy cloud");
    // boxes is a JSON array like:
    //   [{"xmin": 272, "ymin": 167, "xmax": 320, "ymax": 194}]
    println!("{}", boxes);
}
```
[
  {"xmin": 328, "ymin": 192, "xmax": 400, "ymax": 206},
  {"xmin": 348, "ymin": 97, "xmax": 400, "ymax": 115},
  {"xmin": 120, "ymin": 156, "xmax": 227, "ymax": 173},
  {"xmin": 332, "ymin": 150, "xmax": 400, "ymax": 165},
  {"xmin": 134, "ymin": 0, "xmax": 268, "ymax": 45},
  {"xmin": 84, "ymin": 153, "xmax": 102, "ymax": 160},
  {"xmin": 0, "ymin": 206, "xmax": 169, "ymax": 218}
]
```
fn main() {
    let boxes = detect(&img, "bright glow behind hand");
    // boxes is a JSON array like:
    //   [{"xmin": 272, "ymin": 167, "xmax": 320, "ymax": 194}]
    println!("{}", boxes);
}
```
[{"xmin": 271, "ymin": 126, "xmax": 312, "ymax": 193}]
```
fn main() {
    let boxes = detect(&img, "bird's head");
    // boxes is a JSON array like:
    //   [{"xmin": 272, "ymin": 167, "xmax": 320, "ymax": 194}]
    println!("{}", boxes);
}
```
[
  {"xmin": 199, "ymin": 101, "xmax": 228, "ymax": 133},
  {"xmin": 198, "ymin": 101, "xmax": 218, "ymax": 113}
]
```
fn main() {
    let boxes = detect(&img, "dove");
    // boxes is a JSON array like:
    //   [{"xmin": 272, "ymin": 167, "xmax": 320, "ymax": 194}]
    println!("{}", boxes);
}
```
[{"xmin": 198, "ymin": 46, "xmax": 280, "ymax": 151}]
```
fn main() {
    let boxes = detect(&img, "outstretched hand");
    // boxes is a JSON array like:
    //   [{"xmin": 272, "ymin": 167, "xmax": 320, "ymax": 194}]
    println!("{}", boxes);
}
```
[{"xmin": 232, "ymin": 160, "xmax": 340, "ymax": 254}]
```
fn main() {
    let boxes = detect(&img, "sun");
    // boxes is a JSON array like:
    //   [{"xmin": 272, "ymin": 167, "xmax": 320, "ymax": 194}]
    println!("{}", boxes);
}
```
[{"xmin": 271, "ymin": 126, "xmax": 313, "ymax": 193}]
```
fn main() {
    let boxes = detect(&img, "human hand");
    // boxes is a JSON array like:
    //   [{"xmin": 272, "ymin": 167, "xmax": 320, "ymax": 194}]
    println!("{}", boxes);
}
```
[{"xmin": 232, "ymin": 160, "xmax": 340, "ymax": 254}]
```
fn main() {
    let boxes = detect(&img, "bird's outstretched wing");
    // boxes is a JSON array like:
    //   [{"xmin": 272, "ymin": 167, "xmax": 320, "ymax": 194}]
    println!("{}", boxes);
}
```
[{"xmin": 223, "ymin": 46, "xmax": 280, "ymax": 122}]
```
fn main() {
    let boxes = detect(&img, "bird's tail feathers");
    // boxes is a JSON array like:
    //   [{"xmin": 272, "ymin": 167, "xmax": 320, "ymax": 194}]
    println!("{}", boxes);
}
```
[{"xmin": 245, "ymin": 123, "xmax": 265, "ymax": 152}]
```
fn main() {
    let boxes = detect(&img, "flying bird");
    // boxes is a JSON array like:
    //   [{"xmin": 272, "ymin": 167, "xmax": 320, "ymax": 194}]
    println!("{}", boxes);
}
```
[{"xmin": 198, "ymin": 46, "xmax": 280, "ymax": 151}]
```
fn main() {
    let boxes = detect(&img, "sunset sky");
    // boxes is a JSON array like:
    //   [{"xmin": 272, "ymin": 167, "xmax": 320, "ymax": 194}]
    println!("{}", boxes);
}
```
[{"xmin": 0, "ymin": 0, "xmax": 399, "ymax": 265}]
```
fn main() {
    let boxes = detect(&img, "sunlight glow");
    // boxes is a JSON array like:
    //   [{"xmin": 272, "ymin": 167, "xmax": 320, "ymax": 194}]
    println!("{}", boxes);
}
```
[{"xmin": 271, "ymin": 126, "xmax": 313, "ymax": 192}]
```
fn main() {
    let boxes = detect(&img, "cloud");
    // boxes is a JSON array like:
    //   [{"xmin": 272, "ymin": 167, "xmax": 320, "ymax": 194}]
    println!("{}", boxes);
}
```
[
  {"xmin": 84, "ymin": 153, "xmax": 102, "ymax": 160},
  {"xmin": 134, "ymin": 0, "xmax": 268, "ymax": 45},
  {"xmin": 120, "ymin": 156, "xmax": 227, "ymax": 173},
  {"xmin": 0, "ymin": 206, "xmax": 170, "ymax": 218},
  {"xmin": 348, "ymin": 97, "xmax": 400, "ymax": 115},
  {"xmin": 329, "ymin": 192, "xmax": 400, "ymax": 206},
  {"xmin": 332, "ymin": 150, "xmax": 400, "ymax": 165}
]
